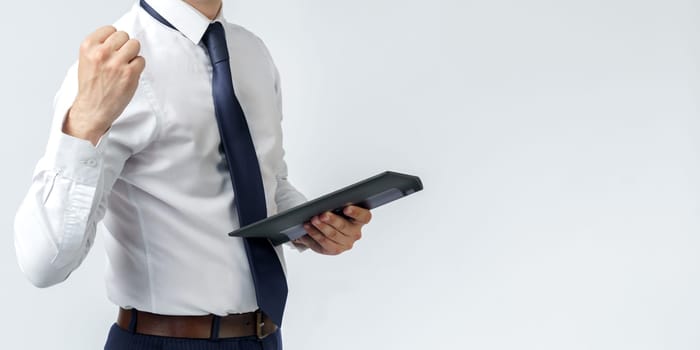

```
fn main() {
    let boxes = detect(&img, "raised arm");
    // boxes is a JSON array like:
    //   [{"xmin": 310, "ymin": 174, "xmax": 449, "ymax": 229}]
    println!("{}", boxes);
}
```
[{"xmin": 13, "ymin": 26, "xmax": 153, "ymax": 287}]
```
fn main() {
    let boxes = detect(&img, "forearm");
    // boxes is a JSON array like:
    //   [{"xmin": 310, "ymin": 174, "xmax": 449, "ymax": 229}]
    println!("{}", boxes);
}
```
[
  {"xmin": 14, "ymin": 132, "xmax": 107, "ymax": 287},
  {"xmin": 62, "ymin": 107, "xmax": 109, "ymax": 146}
]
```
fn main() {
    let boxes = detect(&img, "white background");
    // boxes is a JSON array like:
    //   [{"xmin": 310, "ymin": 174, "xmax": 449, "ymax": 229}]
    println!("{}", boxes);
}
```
[{"xmin": 1, "ymin": 0, "xmax": 698, "ymax": 349}]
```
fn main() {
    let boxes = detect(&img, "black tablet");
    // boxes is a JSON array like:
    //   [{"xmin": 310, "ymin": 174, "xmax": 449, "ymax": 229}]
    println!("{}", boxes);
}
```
[{"xmin": 228, "ymin": 171, "xmax": 423, "ymax": 245}]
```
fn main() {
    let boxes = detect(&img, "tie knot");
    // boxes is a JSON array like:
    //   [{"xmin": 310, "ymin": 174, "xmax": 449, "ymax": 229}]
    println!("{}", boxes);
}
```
[{"xmin": 203, "ymin": 22, "xmax": 229, "ymax": 64}]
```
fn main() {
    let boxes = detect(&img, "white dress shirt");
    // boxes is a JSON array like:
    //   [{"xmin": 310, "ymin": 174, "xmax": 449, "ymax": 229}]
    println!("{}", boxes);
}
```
[{"xmin": 14, "ymin": 0, "xmax": 307, "ymax": 316}]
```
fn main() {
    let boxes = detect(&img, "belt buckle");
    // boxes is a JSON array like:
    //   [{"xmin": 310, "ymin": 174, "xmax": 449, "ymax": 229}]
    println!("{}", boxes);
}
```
[{"xmin": 255, "ymin": 310, "xmax": 270, "ymax": 339}]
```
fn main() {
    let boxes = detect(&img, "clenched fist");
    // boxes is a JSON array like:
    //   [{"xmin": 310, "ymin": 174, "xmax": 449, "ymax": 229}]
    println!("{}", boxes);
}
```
[{"xmin": 63, "ymin": 26, "xmax": 145, "ymax": 145}]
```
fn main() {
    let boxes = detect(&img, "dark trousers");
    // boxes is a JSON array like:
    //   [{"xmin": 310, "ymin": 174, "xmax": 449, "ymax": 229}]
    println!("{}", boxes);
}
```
[{"xmin": 104, "ymin": 323, "xmax": 283, "ymax": 350}]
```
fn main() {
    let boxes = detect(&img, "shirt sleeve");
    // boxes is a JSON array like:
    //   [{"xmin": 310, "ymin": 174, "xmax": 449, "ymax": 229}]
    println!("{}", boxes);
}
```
[
  {"xmin": 265, "ymin": 55, "xmax": 309, "ymax": 252},
  {"xmin": 270, "ymin": 62, "xmax": 307, "ymax": 213},
  {"xmin": 13, "ymin": 62, "xmax": 158, "ymax": 287}
]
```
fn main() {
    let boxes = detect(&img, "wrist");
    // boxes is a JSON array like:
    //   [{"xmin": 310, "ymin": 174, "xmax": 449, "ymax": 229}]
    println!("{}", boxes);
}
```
[{"xmin": 63, "ymin": 106, "xmax": 108, "ymax": 146}]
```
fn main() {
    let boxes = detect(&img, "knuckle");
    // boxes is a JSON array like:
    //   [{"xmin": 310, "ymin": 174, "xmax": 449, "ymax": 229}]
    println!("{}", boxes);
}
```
[
  {"xmin": 79, "ymin": 40, "xmax": 93, "ymax": 54},
  {"xmin": 313, "ymin": 220, "xmax": 325, "ymax": 230},
  {"xmin": 104, "ymin": 60, "xmax": 120, "ymax": 73},
  {"xmin": 90, "ymin": 47, "xmax": 110, "ymax": 62},
  {"xmin": 107, "ymin": 31, "xmax": 129, "ymax": 42}
]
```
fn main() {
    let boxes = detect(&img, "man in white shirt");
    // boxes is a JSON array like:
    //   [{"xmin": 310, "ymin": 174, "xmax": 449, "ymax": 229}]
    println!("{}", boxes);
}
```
[{"xmin": 13, "ymin": 0, "xmax": 371, "ymax": 349}]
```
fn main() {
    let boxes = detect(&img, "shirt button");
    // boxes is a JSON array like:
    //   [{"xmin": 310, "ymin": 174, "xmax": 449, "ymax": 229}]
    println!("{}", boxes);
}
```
[{"xmin": 85, "ymin": 159, "xmax": 97, "ymax": 167}]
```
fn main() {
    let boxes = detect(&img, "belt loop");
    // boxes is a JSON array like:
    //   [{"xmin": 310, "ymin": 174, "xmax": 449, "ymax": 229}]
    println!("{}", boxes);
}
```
[
  {"xmin": 128, "ymin": 308, "xmax": 138, "ymax": 334},
  {"xmin": 210, "ymin": 315, "xmax": 221, "ymax": 340}
]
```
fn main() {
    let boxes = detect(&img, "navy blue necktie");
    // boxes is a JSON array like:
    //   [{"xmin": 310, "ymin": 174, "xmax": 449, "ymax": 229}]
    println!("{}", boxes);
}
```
[{"xmin": 140, "ymin": 0, "xmax": 288, "ymax": 327}]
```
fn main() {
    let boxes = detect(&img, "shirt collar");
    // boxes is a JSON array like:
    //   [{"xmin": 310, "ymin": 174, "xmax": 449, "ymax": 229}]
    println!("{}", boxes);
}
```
[{"xmin": 142, "ymin": 0, "xmax": 225, "ymax": 44}]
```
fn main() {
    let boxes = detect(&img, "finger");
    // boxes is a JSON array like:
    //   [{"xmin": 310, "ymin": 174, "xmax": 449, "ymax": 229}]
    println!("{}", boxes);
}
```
[
  {"xmin": 310, "ymin": 216, "xmax": 353, "ymax": 247},
  {"xmin": 297, "ymin": 235, "xmax": 324, "ymax": 253},
  {"xmin": 86, "ymin": 26, "xmax": 117, "ymax": 46},
  {"xmin": 304, "ymin": 223, "xmax": 347, "ymax": 255},
  {"xmin": 292, "ymin": 237, "xmax": 307, "ymax": 247},
  {"xmin": 103, "ymin": 31, "xmax": 130, "ymax": 51},
  {"xmin": 116, "ymin": 39, "xmax": 141, "ymax": 62},
  {"xmin": 318, "ymin": 211, "xmax": 349, "ymax": 235},
  {"xmin": 129, "ymin": 56, "xmax": 146, "ymax": 74},
  {"xmin": 343, "ymin": 206, "xmax": 372, "ymax": 225}
]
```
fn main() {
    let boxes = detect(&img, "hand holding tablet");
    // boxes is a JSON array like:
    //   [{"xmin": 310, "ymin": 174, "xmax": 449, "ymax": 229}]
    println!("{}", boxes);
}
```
[{"xmin": 228, "ymin": 171, "xmax": 423, "ymax": 245}]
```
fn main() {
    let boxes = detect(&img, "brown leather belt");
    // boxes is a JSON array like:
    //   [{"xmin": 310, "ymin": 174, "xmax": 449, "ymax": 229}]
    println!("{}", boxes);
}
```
[{"xmin": 117, "ymin": 308, "xmax": 278, "ymax": 339}]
